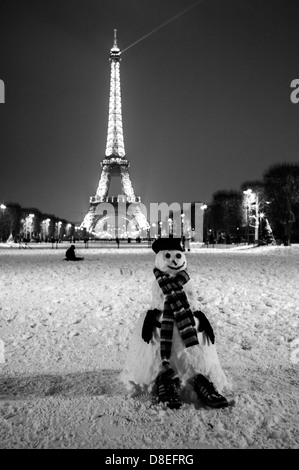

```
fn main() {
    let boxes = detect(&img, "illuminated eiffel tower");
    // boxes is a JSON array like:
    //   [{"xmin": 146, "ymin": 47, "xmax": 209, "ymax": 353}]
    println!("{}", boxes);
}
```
[{"xmin": 80, "ymin": 30, "xmax": 148, "ymax": 238}]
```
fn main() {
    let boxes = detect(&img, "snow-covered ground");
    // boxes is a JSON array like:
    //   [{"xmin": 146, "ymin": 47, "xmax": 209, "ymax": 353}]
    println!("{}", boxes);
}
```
[{"xmin": 0, "ymin": 241, "xmax": 298, "ymax": 449}]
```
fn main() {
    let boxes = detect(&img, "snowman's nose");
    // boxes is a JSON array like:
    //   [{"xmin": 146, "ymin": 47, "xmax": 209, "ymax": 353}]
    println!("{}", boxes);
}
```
[{"xmin": 172, "ymin": 259, "xmax": 177, "ymax": 266}]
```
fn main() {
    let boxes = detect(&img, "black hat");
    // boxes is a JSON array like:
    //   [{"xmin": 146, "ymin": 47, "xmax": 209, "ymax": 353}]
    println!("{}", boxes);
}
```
[{"xmin": 152, "ymin": 237, "xmax": 183, "ymax": 254}]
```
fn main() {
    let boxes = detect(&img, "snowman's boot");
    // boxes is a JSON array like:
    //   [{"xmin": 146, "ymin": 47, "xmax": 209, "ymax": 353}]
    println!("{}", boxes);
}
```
[
  {"xmin": 190, "ymin": 373, "xmax": 229, "ymax": 408},
  {"xmin": 155, "ymin": 368, "xmax": 182, "ymax": 410}
]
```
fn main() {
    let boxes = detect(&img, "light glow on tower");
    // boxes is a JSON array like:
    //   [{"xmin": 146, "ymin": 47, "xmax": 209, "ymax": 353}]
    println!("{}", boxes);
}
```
[
  {"xmin": 105, "ymin": 29, "xmax": 125, "ymax": 158},
  {"xmin": 80, "ymin": 30, "xmax": 149, "ymax": 236}
]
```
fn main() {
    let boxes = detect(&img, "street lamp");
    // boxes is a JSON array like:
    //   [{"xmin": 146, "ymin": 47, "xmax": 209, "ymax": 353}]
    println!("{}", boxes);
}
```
[
  {"xmin": 259, "ymin": 212, "xmax": 265, "ymax": 244},
  {"xmin": 66, "ymin": 223, "xmax": 72, "ymax": 241},
  {"xmin": 181, "ymin": 213, "xmax": 185, "ymax": 250},
  {"xmin": 56, "ymin": 221, "xmax": 62, "ymax": 240},
  {"xmin": 42, "ymin": 219, "xmax": 47, "ymax": 241},
  {"xmin": 146, "ymin": 222, "xmax": 151, "ymax": 246},
  {"xmin": 253, "ymin": 194, "xmax": 259, "ymax": 244},
  {"xmin": 151, "ymin": 222, "xmax": 157, "ymax": 239},
  {"xmin": 168, "ymin": 217, "xmax": 173, "ymax": 237},
  {"xmin": 42, "ymin": 218, "xmax": 51, "ymax": 241},
  {"xmin": 0, "ymin": 204, "xmax": 7, "ymax": 242},
  {"xmin": 158, "ymin": 221, "xmax": 162, "ymax": 237},
  {"xmin": 29, "ymin": 214, "xmax": 35, "ymax": 241},
  {"xmin": 243, "ymin": 189, "xmax": 253, "ymax": 244},
  {"xmin": 46, "ymin": 219, "xmax": 51, "ymax": 240},
  {"xmin": 200, "ymin": 204, "xmax": 207, "ymax": 243},
  {"xmin": 75, "ymin": 225, "xmax": 80, "ymax": 241}
]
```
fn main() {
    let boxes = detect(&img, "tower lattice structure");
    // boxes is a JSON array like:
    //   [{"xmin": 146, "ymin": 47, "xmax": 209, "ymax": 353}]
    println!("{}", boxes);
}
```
[{"xmin": 80, "ymin": 30, "xmax": 148, "ymax": 238}]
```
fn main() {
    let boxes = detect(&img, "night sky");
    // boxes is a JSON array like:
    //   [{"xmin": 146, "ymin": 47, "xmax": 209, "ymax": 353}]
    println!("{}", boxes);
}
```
[{"xmin": 1, "ymin": 0, "xmax": 299, "ymax": 223}]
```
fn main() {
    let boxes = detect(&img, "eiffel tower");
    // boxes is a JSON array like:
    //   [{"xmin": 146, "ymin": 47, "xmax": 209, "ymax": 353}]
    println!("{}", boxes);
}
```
[{"xmin": 80, "ymin": 30, "xmax": 148, "ymax": 238}]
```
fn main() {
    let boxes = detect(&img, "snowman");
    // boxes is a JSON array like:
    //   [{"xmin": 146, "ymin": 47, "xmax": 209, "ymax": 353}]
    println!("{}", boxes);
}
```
[{"xmin": 120, "ymin": 237, "xmax": 232, "ymax": 409}]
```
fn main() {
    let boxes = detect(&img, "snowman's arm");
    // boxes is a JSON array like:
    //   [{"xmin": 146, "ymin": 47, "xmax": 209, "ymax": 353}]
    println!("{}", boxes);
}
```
[
  {"xmin": 193, "ymin": 310, "xmax": 215, "ymax": 344},
  {"xmin": 141, "ymin": 309, "xmax": 162, "ymax": 343}
]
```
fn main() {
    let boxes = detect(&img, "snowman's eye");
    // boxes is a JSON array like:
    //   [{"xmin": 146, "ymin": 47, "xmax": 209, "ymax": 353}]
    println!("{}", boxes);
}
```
[
  {"xmin": 176, "ymin": 253, "xmax": 182, "ymax": 259},
  {"xmin": 165, "ymin": 253, "xmax": 171, "ymax": 259}
]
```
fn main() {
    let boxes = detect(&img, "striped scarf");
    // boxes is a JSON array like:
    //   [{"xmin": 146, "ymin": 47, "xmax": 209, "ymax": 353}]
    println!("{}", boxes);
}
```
[{"xmin": 154, "ymin": 267, "xmax": 199, "ymax": 367}]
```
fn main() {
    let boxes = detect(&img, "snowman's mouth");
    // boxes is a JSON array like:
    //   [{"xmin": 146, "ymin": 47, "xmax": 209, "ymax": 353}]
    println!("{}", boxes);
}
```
[{"xmin": 167, "ymin": 261, "xmax": 185, "ymax": 270}]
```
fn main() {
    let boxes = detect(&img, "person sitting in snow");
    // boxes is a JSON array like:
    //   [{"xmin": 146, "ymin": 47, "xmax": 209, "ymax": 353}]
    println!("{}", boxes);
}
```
[
  {"xmin": 120, "ymin": 237, "xmax": 232, "ymax": 410},
  {"xmin": 64, "ymin": 245, "xmax": 84, "ymax": 261}
]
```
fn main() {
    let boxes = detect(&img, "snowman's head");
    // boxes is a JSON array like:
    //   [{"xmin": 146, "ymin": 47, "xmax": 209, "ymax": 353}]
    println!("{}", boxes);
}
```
[
  {"xmin": 155, "ymin": 249, "xmax": 187, "ymax": 275},
  {"xmin": 152, "ymin": 237, "xmax": 187, "ymax": 276}
]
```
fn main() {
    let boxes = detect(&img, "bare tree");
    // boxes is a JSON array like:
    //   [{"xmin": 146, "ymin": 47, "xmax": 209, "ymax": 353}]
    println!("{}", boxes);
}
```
[
  {"xmin": 240, "ymin": 180, "xmax": 274, "ymax": 244},
  {"xmin": 209, "ymin": 190, "xmax": 243, "ymax": 243},
  {"xmin": 3, "ymin": 203, "xmax": 22, "ymax": 242},
  {"xmin": 263, "ymin": 163, "xmax": 299, "ymax": 245}
]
